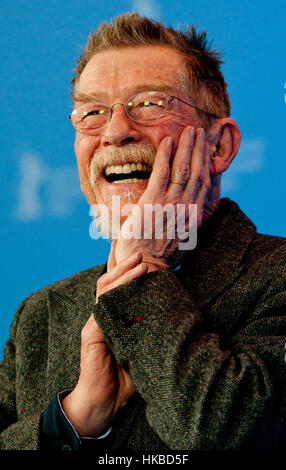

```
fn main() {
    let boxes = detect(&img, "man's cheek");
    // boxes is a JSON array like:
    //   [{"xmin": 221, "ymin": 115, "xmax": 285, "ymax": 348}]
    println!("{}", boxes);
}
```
[
  {"xmin": 74, "ymin": 133, "xmax": 100, "ymax": 160},
  {"xmin": 74, "ymin": 150, "xmax": 93, "ymax": 201},
  {"xmin": 75, "ymin": 139, "xmax": 96, "ymax": 179},
  {"xmin": 158, "ymin": 118, "xmax": 191, "ymax": 150}
]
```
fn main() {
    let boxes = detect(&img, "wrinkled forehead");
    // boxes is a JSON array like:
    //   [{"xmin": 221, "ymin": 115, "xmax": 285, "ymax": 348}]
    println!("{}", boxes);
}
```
[{"xmin": 74, "ymin": 46, "xmax": 188, "ymax": 103}]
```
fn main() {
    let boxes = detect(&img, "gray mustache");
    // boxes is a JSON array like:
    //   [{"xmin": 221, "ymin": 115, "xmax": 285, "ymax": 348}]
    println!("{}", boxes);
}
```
[{"xmin": 91, "ymin": 143, "xmax": 156, "ymax": 176}]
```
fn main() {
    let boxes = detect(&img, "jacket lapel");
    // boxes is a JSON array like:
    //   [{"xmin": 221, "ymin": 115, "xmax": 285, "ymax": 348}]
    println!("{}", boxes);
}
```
[
  {"xmin": 45, "ymin": 265, "xmax": 106, "ymax": 397},
  {"xmin": 176, "ymin": 198, "xmax": 257, "ymax": 309}
]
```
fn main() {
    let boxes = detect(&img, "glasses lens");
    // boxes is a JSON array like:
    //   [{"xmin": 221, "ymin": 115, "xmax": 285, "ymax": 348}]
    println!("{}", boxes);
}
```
[
  {"xmin": 71, "ymin": 103, "xmax": 109, "ymax": 133},
  {"xmin": 127, "ymin": 91, "xmax": 167, "ymax": 122}
]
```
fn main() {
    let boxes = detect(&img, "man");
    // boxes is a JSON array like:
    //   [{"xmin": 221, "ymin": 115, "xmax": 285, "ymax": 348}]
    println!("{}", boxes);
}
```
[{"xmin": 0, "ymin": 13, "xmax": 285, "ymax": 451}]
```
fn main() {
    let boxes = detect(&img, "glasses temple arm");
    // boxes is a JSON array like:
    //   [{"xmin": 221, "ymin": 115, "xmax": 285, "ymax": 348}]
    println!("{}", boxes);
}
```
[{"xmin": 171, "ymin": 96, "xmax": 219, "ymax": 119}]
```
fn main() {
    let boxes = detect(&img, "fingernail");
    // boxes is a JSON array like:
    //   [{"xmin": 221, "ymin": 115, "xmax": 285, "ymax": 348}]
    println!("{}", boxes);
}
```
[
  {"xmin": 136, "ymin": 262, "xmax": 145, "ymax": 270},
  {"xmin": 166, "ymin": 137, "xmax": 173, "ymax": 149}
]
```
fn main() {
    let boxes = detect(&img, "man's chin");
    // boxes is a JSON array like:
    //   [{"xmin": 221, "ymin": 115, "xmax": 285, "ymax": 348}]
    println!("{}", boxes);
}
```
[
  {"xmin": 87, "ymin": 179, "xmax": 149, "ymax": 240},
  {"xmin": 92, "ymin": 182, "xmax": 147, "ymax": 208}
]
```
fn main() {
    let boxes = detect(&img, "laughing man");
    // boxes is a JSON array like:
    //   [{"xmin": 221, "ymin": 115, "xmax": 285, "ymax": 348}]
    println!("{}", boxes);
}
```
[{"xmin": 0, "ymin": 13, "xmax": 285, "ymax": 451}]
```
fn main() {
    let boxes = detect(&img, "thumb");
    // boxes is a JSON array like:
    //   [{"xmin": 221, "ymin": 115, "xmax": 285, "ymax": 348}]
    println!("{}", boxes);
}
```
[
  {"xmin": 83, "ymin": 314, "xmax": 105, "ymax": 344},
  {"xmin": 107, "ymin": 240, "xmax": 117, "ymax": 272}
]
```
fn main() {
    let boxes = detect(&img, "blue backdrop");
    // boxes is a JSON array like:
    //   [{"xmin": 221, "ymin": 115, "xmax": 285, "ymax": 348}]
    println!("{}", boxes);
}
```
[{"xmin": 1, "ymin": 0, "xmax": 285, "ymax": 358}]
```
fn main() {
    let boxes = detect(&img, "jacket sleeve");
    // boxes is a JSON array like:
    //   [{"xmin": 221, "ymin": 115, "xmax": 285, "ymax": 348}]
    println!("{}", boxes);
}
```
[
  {"xmin": 93, "ymin": 269, "xmax": 286, "ymax": 450},
  {"xmin": 0, "ymin": 296, "xmax": 44, "ymax": 450},
  {"xmin": 0, "ymin": 297, "xmax": 112, "ymax": 451}
]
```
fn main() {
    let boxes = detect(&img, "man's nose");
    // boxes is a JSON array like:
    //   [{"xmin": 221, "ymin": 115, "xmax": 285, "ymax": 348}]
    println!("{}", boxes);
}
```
[{"xmin": 100, "ymin": 103, "xmax": 141, "ymax": 147}]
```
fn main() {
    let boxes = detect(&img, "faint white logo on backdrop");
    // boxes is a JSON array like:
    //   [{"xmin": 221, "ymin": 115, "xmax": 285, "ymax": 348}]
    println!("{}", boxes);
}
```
[
  {"xmin": 130, "ymin": 0, "xmax": 161, "ymax": 18},
  {"xmin": 222, "ymin": 137, "xmax": 265, "ymax": 192},
  {"xmin": 14, "ymin": 137, "xmax": 265, "ymax": 221},
  {"xmin": 14, "ymin": 151, "xmax": 82, "ymax": 221}
]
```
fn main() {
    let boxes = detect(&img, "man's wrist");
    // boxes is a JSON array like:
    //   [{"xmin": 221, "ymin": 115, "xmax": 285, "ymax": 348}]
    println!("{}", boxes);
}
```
[{"xmin": 61, "ymin": 388, "xmax": 113, "ymax": 438}]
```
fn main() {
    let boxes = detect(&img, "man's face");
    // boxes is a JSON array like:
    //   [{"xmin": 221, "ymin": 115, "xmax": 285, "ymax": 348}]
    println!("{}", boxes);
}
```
[{"xmin": 74, "ymin": 45, "xmax": 201, "ymax": 218}]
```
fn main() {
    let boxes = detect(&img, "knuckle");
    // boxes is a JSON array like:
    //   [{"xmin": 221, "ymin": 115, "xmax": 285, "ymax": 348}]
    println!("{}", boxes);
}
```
[
  {"xmin": 204, "ymin": 177, "xmax": 211, "ymax": 191},
  {"xmin": 96, "ymin": 278, "xmax": 104, "ymax": 288},
  {"xmin": 201, "ymin": 174, "xmax": 211, "ymax": 191},
  {"xmin": 96, "ymin": 279, "xmax": 103, "ymax": 288},
  {"xmin": 157, "ymin": 167, "xmax": 170, "ymax": 182},
  {"xmin": 193, "ymin": 170, "xmax": 203, "ymax": 183},
  {"xmin": 176, "ymin": 163, "xmax": 190, "ymax": 179},
  {"xmin": 97, "ymin": 273, "xmax": 108, "ymax": 285}
]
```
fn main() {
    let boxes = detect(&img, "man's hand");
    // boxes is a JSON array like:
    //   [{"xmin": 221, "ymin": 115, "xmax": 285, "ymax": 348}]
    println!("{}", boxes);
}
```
[
  {"xmin": 114, "ymin": 126, "xmax": 212, "ymax": 270},
  {"xmin": 62, "ymin": 250, "xmax": 148, "ymax": 437}
]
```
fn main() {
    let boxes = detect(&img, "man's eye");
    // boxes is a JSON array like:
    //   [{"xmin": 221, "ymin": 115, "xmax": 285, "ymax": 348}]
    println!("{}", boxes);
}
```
[
  {"xmin": 82, "ymin": 109, "xmax": 106, "ymax": 118},
  {"xmin": 143, "ymin": 101, "xmax": 154, "ymax": 107},
  {"xmin": 137, "ymin": 100, "xmax": 162, "ymax": 108}
]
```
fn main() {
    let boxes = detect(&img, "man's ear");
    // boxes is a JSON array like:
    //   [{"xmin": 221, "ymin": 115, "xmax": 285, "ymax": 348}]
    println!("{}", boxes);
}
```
[{"xmin": 209, "ymin": 118, "xmax": 241, "ymax": 175}]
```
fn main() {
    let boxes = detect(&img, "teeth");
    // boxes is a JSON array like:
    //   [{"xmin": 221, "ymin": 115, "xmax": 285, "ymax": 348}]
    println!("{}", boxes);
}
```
[
  {"xmin": 123, "ymin": 164, "xmax": 131, "ymax": 174},
  {"xmin": 113, "ymin": 178, "xmax": 145, "ymax": 184},
  {"xmin": 104, "ymin": 162, "xmax": 151, "ymax": 175}
]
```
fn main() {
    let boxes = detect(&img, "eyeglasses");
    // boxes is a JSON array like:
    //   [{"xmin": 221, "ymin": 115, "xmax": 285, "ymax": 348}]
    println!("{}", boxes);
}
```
[{"xmin": 68, "ymin": 90, "xmax": 219, "ymax": 135}]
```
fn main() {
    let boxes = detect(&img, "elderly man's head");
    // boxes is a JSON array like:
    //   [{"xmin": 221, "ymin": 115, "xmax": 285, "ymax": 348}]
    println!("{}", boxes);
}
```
[
  {"xmin": 70, "ymin": 13, "xmax": 240, "ymax": 226},
  {"xmin": 71, "ymin": 14, "xmax": 230, "ymax": 127}
]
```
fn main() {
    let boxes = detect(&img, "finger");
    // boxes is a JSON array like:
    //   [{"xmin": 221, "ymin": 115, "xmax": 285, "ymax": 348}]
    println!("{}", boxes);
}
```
[
  {"xmin": 107, "ymin": 240, "xmax": 117, "ymax": 272},
  {"xmin": 97, "ymin": 252, "xmax": 143, "ymax": 288},
  {"xmin": 146, "ymin": 137, "xmax": 173, "ymax": 195},
  {"xmin": 183, "ymin": 128, "xmax": 206, "ymax": 200},
  {"xmin": 187, "ymin": 141, "xmax": 212, "ymax": 230},
  {"xmin": 196, "ymin": 141, "xmax": 212, "ymax": 207},
  {"xmin": 168, "ymin": 126, "xmax": 195, "ymax": 198},
  {"xmin": 97, "ymin": 262, "xmax": 148, "ymax": 298}
]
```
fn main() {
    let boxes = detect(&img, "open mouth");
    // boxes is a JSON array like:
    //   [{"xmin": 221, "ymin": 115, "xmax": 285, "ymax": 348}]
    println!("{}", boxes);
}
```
[{"xmin": 103, "ymin": 162, "xmax": 152, "ymax": 184}]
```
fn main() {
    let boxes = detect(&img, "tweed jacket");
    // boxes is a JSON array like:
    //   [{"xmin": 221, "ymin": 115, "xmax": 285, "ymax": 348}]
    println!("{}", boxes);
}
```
[{"xmin": 0, "ymin": 198, "xmax": 286, "ymax": 451}]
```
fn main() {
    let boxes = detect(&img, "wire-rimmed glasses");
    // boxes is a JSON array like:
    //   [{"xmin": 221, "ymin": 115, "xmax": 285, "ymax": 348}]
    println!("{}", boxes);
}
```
[{"xmin": 68, "ymin": 90, "xmax": 219, "ymax": 135}]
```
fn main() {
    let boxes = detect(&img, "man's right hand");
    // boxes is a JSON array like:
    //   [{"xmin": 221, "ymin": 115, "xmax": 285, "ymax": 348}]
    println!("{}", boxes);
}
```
[{"xmin": 62, "ymin": 250, "xmax": 148, "ymax": 437}]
